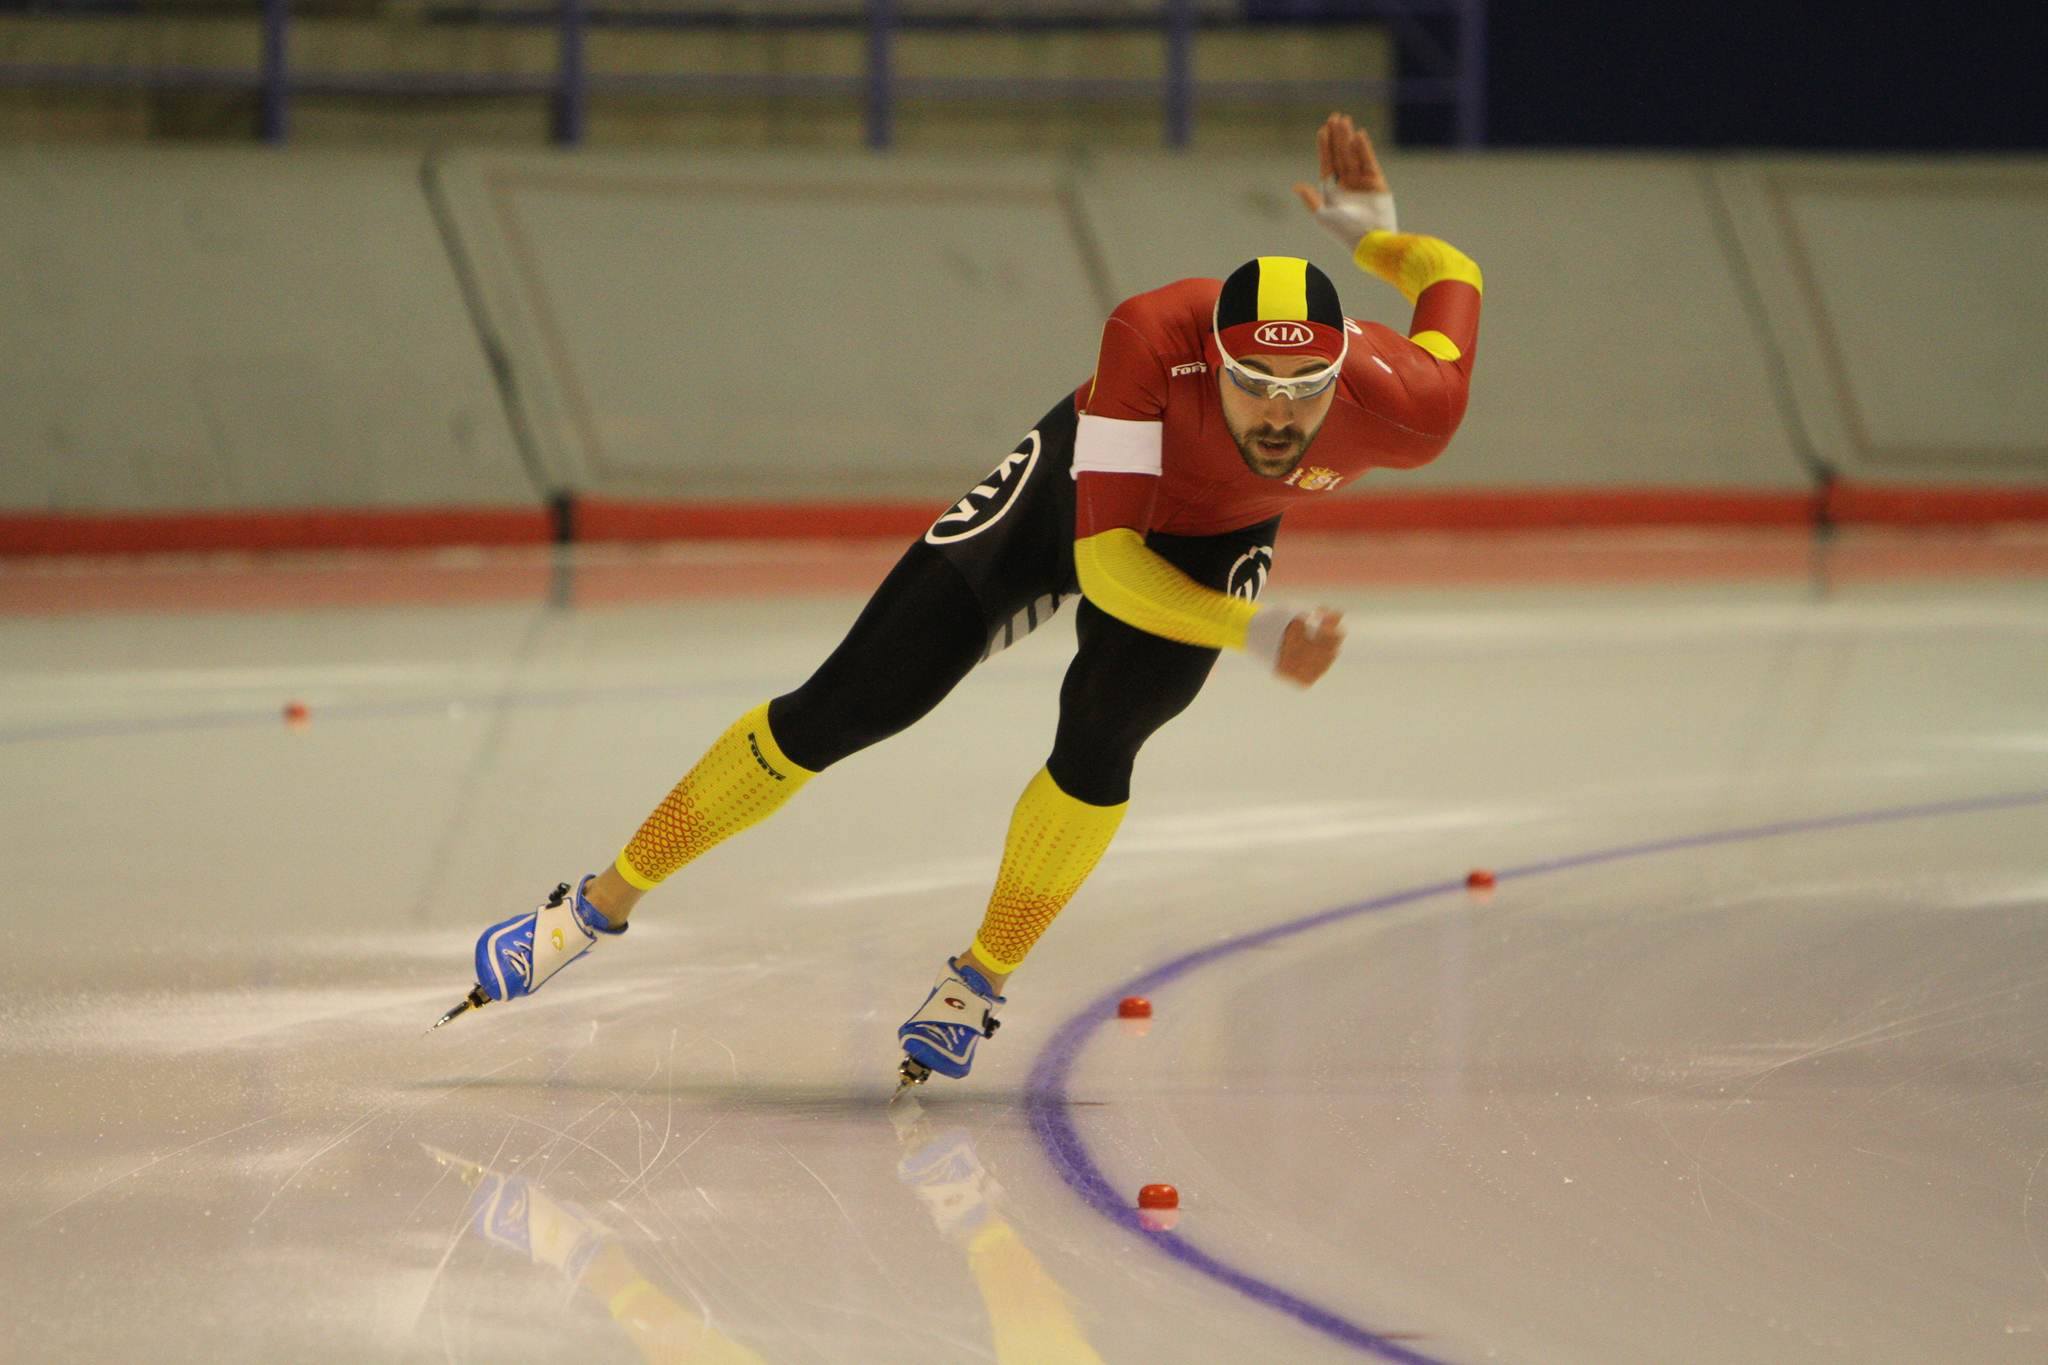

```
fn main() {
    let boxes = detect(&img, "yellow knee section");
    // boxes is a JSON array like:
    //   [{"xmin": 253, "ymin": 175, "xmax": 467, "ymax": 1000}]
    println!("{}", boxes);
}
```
[
  {"xmin": 616, "ymin": 701, "xmax": 814, "ymax": 889},
  {"xmin": 972, "ymin": 767, "xmax": 1127, "ymax": 974}
]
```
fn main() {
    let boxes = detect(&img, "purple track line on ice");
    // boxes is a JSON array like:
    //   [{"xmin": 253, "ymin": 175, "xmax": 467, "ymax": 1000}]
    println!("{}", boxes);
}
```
[{"xmin": 1024, "ymin": 785, "xmax": 2048, "ymax": 1363}]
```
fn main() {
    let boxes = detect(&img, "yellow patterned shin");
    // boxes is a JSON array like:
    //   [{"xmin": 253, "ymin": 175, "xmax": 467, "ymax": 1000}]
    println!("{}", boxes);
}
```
[
  {"xmin": 971, "ymin": 768, "xmax": 1128, "ymax": 974},
  {"xmin": 616, "ymin": 701, "xmax": 814, "ymax": 889}
]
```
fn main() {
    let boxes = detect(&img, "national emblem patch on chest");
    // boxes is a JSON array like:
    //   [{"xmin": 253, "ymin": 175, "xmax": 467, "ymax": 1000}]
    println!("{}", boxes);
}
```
[{"xmin": 1285, "ymin": 466, "xmax": 1345, "ymax": 492}]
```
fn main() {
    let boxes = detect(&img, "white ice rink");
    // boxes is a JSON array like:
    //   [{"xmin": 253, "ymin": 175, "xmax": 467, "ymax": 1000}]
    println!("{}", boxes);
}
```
[{"xmin": 4, "ymin": 529, "xmax": 2047, "ymax": 1363}]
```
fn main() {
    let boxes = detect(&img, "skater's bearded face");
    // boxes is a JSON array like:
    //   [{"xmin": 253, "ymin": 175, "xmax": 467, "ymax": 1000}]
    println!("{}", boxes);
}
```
[{"xmin": 1218, "ymin": 353, "xmax": 1337, "ymax": 479}]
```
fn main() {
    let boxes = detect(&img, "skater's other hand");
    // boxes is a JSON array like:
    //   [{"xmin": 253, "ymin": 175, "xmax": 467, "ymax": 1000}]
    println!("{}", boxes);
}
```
[
  {"xmin": 1292, "ymin": 111, "xmax": 1390, "ymax": 216},
  {"xmin": 1275, "ymin": 608, "xmax": 1345, "ymax": 687}
]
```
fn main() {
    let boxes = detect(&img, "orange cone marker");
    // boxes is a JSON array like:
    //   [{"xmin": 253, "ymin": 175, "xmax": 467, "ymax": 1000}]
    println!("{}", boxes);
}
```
[{"xmin": 1138, "ymin": 1183, "xmax": 1180, "ymax": 1231}]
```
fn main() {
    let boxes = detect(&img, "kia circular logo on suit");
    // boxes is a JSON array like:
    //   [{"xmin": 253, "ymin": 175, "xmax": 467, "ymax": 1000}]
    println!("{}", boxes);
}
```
[
  {"xmin": 925, "ymin": 430, "xmax": 1041, "ymax": 546},
  {"xmin": 1252, "ymin": 322, "xmax": 1314, "ymax": 348},
  {"xmin": 1227, "ymin": 545, "xmax": 1274, "ymax": 601}
]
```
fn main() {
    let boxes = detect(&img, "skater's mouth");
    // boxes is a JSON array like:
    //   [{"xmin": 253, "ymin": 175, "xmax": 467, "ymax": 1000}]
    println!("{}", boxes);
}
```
[
  {"xmin": 1252, "ymin": 430, "xmax": 1302, "ymax": 465},
  {"xmin": 1235, "ymin": 421, "xmax": 1313, "ymax": 478}
]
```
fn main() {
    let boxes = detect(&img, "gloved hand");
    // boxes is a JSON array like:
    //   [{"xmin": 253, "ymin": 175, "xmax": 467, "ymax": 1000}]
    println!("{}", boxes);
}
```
[{"xmin": 1292, "ymin": 110, "xmax": 1399, "ymax": 251}]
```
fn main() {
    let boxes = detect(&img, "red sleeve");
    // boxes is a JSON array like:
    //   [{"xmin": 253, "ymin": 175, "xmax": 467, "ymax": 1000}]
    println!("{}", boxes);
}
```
[
  {"xmin": 1075, "ymin": 293, "xmax": 1176, "ymax": 533},
  {"xmin": 1339, "ymin": 293, "xmax": 1480, "ymax": 470},
  {"xmin": 1076, "ymin": 471, "xmax": 1158, "ymax": 536},
  {"xmin": 1414, "ymin": 279, "xmax": 1481, "ymax": 362},
  {"xmin": 1080, "ymin": 300, "xmax": 1171, "ymax": 422}
]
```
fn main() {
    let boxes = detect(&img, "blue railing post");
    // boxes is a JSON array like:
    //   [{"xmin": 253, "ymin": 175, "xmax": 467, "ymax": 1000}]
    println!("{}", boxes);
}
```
[
  {"xmin": 1163, "ymin": 0, "xmax": 1194, "ymax": 149},
  {"xmin": 259, "ymin": 0, "xmax": 288, "ymax": 144},
  {"xmin": 865, "ymin": 0, "xmax": 894, "ymax": 150},
  {"xmin": 553, "ymin": 0, "xmax": 587, "ymax": 146},
  {"xmin": 1457, "ymin": 0, "xmax": 1487, "ymax": 148}
]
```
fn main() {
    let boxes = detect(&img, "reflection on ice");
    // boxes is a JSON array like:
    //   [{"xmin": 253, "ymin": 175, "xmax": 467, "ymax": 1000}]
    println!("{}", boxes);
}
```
[
  {"xmin": 426, "ymin": 1141, "xmax": 772, "ymax": 1364},
  {"xmin": 413, "ymin": 1105, "xmax": 1108, "ymax": 1365},
  {"xmin": 891, "ymin": 1099, "xmax": 1105, "ymax": 1365}
]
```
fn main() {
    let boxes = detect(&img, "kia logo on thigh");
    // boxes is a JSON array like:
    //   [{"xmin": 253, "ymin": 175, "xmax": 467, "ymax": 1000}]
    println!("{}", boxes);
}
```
[{"xmin": 925, "ymin": 430, "xmax": 1042, "ymax": 546}]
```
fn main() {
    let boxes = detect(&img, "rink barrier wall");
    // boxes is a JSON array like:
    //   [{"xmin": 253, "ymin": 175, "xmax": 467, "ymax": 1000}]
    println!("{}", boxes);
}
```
[
  {"xmin": 1709, "ymin": 158, "xmax": 2048, "ymax": 488},
  {"xmin": 0, "ymin": 147, "xmax": 535, "ymax": 517},
  {"xmin": 13, "ymin": 483, "xmax": 2048, "ymax": 558},
  {"xmin": 3, "ymin": 147, "xmax": 2046, "ymax": 557}
]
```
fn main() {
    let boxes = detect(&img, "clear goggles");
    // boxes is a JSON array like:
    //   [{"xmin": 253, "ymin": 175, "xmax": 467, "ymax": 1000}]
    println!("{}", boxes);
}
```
[{"xmin": 1219, "ymin": 350, "xmax": 1343, "ymax": 402}]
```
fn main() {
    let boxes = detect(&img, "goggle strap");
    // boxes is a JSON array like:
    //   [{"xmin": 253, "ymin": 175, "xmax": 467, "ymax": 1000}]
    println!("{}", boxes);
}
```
[{"xmin": 1212, "ymin": 313, "xmax": 1349, "ymax": 397}]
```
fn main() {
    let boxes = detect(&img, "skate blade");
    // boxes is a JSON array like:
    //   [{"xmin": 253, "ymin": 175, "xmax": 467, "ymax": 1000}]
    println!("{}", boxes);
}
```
[
  {"xmin": 891, "ymin": 1056, "xmax": 933, "ymax": 1102},
  {"xmin": 419, "ymin": 1141, "xmax": 490, "ymax": 1187},
  {"xmin": 429, "ymin": 984, "xmax": 491, "ymax": 1032}
]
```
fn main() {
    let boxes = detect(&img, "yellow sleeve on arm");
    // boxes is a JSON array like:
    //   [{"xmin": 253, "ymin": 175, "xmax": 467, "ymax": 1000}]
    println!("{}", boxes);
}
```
[
  {"xmin": 1074, "ymin": 528, "xmax": 1258, "ymax": 650},
  {"xmin": 1354, "ymin": 230, "xmax": 1483, "ymax": 361},
  {"xmin": 1354, "ymin": 230, "xmax": 1484, "ymax": 303}
]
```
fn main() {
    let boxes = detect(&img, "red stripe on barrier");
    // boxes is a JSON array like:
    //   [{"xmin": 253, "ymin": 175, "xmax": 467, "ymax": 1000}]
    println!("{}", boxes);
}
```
[
  {"xmin": 1279, "ymin": 488, "xmax": 1816, "ymax": 531},
  {"xmin": 1825, "ymin": 484, "xmax": 2048, "ymax": 526},
  {"xmin": 573, "ymin": 498, "xmax": 934, "ymax": 542},
  {"xmin": 0, "ymin": 507, "xmax": 552, "ymax": 557},
  {"xmin": 575, "ymin": 490, "xmax": 1825, "ymax": 540},
  {"xmin": 6, "ymin": 485, "xmax": 2048, "ymax": 560}
]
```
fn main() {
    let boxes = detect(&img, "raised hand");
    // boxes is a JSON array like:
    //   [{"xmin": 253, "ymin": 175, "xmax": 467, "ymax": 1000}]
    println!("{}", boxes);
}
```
[
  {"xmin": 1292, "ymin": 113, "xmax": 1399, "ymax": 252},
  {"xmin": 1293, "ymin": 111, "xmax": 1390, "ymax": 215}
]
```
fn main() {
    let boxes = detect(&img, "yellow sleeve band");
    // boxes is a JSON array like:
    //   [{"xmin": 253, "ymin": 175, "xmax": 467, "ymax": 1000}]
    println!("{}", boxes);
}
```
[
  {"xmin": 614, "ymin": 848, "xmax": 660, "ymax": 891},
  {"xmin": 1073, "ymin": 527, "xmax": 1257, "ymax": 651},
  {"xmin": 1408, "ymin": 329, "xmax": 1462, "ymax": 361},
  {"xmin": 1354, "ymin": 230, "xmax": 1484, "ymax": 304}
]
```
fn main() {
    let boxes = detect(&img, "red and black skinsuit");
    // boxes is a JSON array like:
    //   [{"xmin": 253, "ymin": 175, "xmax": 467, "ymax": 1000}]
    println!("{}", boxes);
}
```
[{"xmin": 768, "ymin": 230, "xmax": 1485, "ymax": 807}]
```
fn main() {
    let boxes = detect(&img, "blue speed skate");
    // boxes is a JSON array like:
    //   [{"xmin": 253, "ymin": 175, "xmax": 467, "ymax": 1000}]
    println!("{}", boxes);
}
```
[
  {"xmin": 894, "ymin": 957, "xmax": 1005, "ymax": 1095},
  {"xmin": 430, "ymin": 876, "xmax": 627, "ymax": 1029}
]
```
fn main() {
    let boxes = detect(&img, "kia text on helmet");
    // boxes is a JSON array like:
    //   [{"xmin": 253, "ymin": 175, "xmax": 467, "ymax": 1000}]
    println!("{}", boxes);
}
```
[{"xmin": 1252, "ymin": 322, "xmax": 1316, "ymax": 348}]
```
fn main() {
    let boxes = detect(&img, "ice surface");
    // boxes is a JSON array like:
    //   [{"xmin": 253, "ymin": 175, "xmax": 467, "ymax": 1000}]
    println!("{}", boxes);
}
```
[{"xmin": 3, "ymin": 531, "xmax": 2046, "ymax": 1363}]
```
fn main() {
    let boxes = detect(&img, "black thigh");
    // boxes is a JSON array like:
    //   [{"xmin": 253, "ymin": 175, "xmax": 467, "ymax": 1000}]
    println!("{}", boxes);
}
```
[
  {"xmin": 1047, "ymin": 520, "xmax": 1282, "ymax": 806},
  {"xmin": 767, "ymin": 541, "xmax": 987, "ymax": 772},
  {"xmin": 767, "ymin": 397, "xmax": 1082, "ymax": 773}
]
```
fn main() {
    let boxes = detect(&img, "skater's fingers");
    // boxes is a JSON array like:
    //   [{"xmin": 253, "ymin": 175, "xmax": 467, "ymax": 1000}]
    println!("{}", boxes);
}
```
[
  {"xmin": 1275, "ymin": 613, "xmax": 1345, "ymax": 687},
  {"xmin": 1330, "ymin": 119, "xmax": 1387, "ymax": 193},
  {"xmin": 1302, "ymin": 607, "xmax": 1345, "ymax": 641},
  {"xmin": 1353, "ymin": 126, "xmax": 1388, "ymax": 192},
  {"xmin": 1342, "ymin": 125, "xmax": 1368, "ymax": 185},
  {"xmin": 1293, "ymin": 181, "xmax": 1324, "ymax": 214}
]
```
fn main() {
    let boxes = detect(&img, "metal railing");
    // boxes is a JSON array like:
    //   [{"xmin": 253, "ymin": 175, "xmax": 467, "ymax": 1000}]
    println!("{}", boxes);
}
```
[{"xmin": 0, "ymin": 0, "xmax": 1487, "ymax": 148}]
